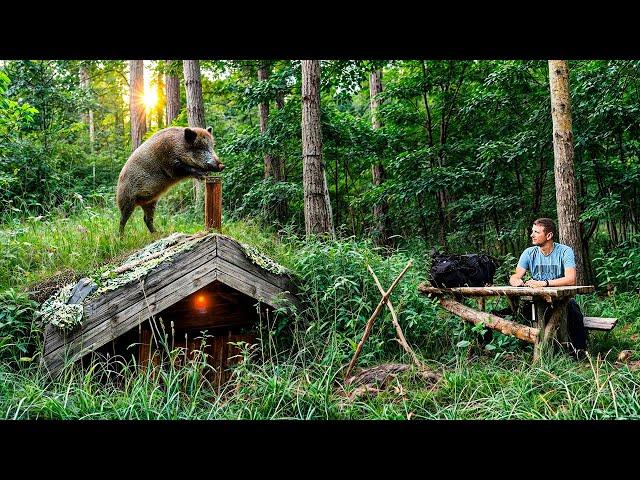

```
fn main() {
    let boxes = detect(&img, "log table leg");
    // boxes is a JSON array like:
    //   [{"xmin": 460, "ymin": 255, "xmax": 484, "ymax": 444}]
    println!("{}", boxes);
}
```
[
  {"xmin": 533, "ymin": 299, "xmax": 549, "ymax": 363},
  {"xmin": 533, "ymin": 298, "xmax": 569, "ymax": 362}
]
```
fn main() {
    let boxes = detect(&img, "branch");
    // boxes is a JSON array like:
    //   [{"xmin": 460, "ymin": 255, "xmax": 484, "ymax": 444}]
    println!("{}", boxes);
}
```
[
  {"xmin": 368, "ymin": 265, "xmax": 424, "ymax": 369},
  {"xmin": 344, "ymin": 259, "xmax": 413, "ymax": 380}
]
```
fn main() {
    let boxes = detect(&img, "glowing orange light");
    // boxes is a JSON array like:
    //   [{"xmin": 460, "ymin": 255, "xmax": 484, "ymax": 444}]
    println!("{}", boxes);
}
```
[{"xmin": 194, "ymin": 293, "xmax": 210, "ymax": 311}]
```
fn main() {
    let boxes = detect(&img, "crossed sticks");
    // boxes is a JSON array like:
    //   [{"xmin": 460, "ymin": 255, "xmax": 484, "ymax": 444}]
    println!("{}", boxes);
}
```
[{"xmin": 344, "ymin": 259, "xmax": 423, "ymax": 380}]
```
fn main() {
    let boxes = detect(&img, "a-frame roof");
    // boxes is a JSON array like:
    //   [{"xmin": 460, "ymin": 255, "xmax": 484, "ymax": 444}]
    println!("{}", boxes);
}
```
[{"xmin": 41, "ymin": 232, "xmax": 299, "ymax": 375}]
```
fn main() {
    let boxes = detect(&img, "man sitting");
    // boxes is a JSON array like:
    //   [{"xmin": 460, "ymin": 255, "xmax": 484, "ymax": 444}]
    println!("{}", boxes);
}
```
[{"xmin": 507, "ymin": 217, "xmax": 587, "ymax": 357}]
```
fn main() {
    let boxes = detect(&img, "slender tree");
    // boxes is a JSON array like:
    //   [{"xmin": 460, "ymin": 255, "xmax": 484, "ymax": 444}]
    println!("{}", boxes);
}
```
[
  {"xmin": 549, "ymin": 60, "xmax": 585, "ymax": 284},
  {"xmin": 155, "ymin": 71, "xmax": 164, "ymax": 128},
  {"xmin": 183, "ymin": 60, "xmax": 206, "ymax": 128},
  {"xmin": 302, "ymin": 60, "xmax": 334, "ymax": 237},
  {"xmin": 369, "ymin": 67, "xmax": 391, "ymax": 246},
  {"xmin": 258, "ymin": 61, "xmax": 275, "ymax": 178},
  {"xmin": 129, "ymin": 60, "xmax": 146, "ymax": 150},
  {"xmin": 183, "ymin": 59, "xmax": 206, "ymax": 203},
  {"xmin": 165, "ymin": 60, "xmax": 181, "ymax": 125},
  {"xmin": 79, "ymin": 62, "xmax": 95, "ymax": 151}
]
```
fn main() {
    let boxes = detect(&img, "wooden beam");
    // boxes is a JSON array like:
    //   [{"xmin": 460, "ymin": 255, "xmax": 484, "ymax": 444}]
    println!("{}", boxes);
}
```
[
  {"xmin": 418, "ymin": 283, "xmax": 594, "ymax": 301},
  {"xmin": 439, "ymin": 298, "xmax": 539, "ymax": 344},
  {"xmin": 583, "ymin": 316, "xmax": 617, "ymax": 331}
]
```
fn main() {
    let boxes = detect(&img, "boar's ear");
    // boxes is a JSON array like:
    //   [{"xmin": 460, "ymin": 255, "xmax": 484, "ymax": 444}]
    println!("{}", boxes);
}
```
[
  {"xmin": 206, "ymin": 126, "xmax": 213, "ymax": 134},
  {"xmin": 184, "ymin": 128, "xmax": 197, "ymax": 144}
]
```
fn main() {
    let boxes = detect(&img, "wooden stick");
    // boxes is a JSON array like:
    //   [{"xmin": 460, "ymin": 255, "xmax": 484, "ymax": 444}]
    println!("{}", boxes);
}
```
[
  {"xmin": 367, "ymin": 265, "xmax": 424, "ymax": 369},
  {"xmin": 439, "ymin": 297, "xmax": 539, "ymax": 344},
  {"xmin": 344, "ymin": 259, "xmax": 413, "ymax": 380}
]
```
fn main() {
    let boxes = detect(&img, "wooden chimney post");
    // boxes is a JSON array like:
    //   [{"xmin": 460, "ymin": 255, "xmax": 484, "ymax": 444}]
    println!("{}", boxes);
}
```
[{"xmin": 205, "ymin": 176, "xmax": 222, "ymax": 232}]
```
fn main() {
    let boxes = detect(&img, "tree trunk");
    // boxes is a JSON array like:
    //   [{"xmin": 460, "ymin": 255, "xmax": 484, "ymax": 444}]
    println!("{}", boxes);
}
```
[
  {"xmin": 156, "ymin": 73, "xmax": 164, "ymax": 128},
  {"xmin": 302, "ymin": 60, "xmax": 334, "ymax": 237},
  {"xmin": 165, "ymin": 60, "xmax": 181, "ymax": 125},
  {"xmin": 129, "ymin": 60, "xmax": 146, "ymax": 151},
  {"xmin": 183, "ymin": 60, "xmax": 206, "ymax": 128},
  {"xmin": 370, "ymin": 68, "xmax": 391, "ymax": 247},
  {"xmin": 258, "ymin": 62, "xmax": 275, "ymax": 178},
  {"xmin": 273, "ymin": 90, "xmax": 288, "ymax": 222},
  {"xmin": 183, "ymin": 60, "xmax": 206, "ymax": 204},
  {"xmin": 79, "ymin": 63, "xmax": 95, "ymax": 151},
  {"xmin": 548, "ymin": 60, "xmax": 585, "ymax": 285}
]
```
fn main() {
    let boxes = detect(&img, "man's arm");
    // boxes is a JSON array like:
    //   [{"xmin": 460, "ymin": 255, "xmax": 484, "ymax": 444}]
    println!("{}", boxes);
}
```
[
  {"xmin": 548, "ymin": 267, "xmax": 576, "ymax": 286},
  {"xmin": 509, "ymin": 266, "xmax": 527, "ymax": 286},
  {"xmin": 525, "ymin": 267, "xmax": 576, "ymax": 288}
]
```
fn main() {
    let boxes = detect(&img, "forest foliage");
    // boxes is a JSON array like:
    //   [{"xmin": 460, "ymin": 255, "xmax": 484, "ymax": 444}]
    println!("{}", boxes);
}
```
[
  {"xmin": 3, "ymin": 59, "xmax": 640, "ymax": 419},
  {"xmin": 2, "ymin": 59, "xmax": 639, "ymax": 291}
]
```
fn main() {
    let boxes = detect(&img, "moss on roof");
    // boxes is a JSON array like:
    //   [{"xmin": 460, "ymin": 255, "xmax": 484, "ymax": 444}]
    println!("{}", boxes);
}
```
[{"xmin": 37, "ymin": 232, "xmax": 290, "ymax": 333}]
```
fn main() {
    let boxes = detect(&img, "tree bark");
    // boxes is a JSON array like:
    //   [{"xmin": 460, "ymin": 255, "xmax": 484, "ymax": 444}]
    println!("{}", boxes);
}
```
[
  {"xmin": 302, "ymin": 60, "xmax": 334, "ymax": 237},
  {"xmin": 165, "ymin": 60, "xmax": 181, "ymax": 125},
  {"xmin": 548, "ymin": 60, "xmax": 585, "ymax": 285},
  {"xmin": 79, "ymin": 63, "xmax": 95, "ymax": 151},
  {"xmin": 369, "ymin": 68, "xmax": 391, "ymax": 246},
  {"xmin": 258, "ymin": 62, "xmax": 275, "ymax": 178},
  {"xmin": 439, "ymin": 298, "xmax": 539, "ymax": 344},
  {"xmin": 183, "ymin": 60, "xmax": 206, "ymax": 204},
  {"xmin": 129, "ymin": 60, "xmax": 146, "ymax": 151},
  {"xmin": 183, "ymin": 60, "xmax": 206, "ymax": 128},
  {"xmin": 155, "ymin": 73, "xmax": 164, "ymax": 128}
]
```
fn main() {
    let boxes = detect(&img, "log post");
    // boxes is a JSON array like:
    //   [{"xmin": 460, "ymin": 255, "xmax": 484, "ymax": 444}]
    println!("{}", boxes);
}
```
[{"xmin": 205, "ymin": 176, "xmax": 222, "ymax": 232}]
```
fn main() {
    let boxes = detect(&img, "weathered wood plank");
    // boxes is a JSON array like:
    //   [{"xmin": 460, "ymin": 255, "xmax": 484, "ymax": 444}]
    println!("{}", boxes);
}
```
[
  {"xmin": 44, "ymin": 265, "xmax": 221, "ymax": 375},
  {"xmin": 439, "ymin": 297, "xmax": 539, "ymax": 344},
  {"xmin": 215, "ymin": 257, "xmax": 298, "ymax": 308},
  {"xmin": 418, "ymin": 283, "xmax": 594, "ymax": 299},
  {"xmin": 85, "ymin": 235, "xmax": 214, "ymax": 317},
  {"xmin": 583, "ymin": 316, "xmax": 617, "ymax": 331},
  {"xmin": 44, "ymin": 240, "xmax": 217, "ymax": 355},
  {"xmin": 68, "ymin": 278, "xmax": 98, "ymax": 304},
  {"xmin": 216, "ymin": 235, "xmax": 293, "ymax": 291}
]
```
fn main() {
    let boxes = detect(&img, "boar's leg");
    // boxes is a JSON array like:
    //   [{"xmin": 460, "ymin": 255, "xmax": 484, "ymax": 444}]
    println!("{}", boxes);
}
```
[
  {"xmin": 141, "ymin": 201, "xmax": 157, "ymax": 233},
  {"xmin": 119, "ymin": 201, "xmax": 135, "ymax": 237}
]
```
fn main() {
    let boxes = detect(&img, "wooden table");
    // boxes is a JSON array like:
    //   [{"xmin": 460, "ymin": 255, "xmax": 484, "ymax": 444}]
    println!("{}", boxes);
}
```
[{"xmin": 417, "ymin": 284, "xmax": 595, "ymax": 361}]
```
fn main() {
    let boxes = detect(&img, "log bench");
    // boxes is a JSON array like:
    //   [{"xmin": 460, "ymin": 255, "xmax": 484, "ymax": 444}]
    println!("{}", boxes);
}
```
[{"xmin": 583, "ymin": 316, "xmax": 617, "ymax": 332}]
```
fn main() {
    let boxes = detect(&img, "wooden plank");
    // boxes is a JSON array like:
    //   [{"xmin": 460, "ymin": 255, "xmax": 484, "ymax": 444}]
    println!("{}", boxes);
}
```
[
  {"xmin": 71, "ymin": 234, "xmax": 209, "ymax": 319},
  {"xmin": 418, "ymin": 283, "xmax": 594, "ymax": 299},
  {"xmin": 85, "ymin": 236, "xmax": 215, "ymax": 318},
  {"xmin": 67, "ymin": 278, "xmax": 98, "ymax": 304},
  {"xmin": 583, "ymin": 316, "xmax": 617, "ymax": 331},
  {"xmin": 44, "ymin": 240, "xmax": 217, "ymax": 356},
  {"xmin": 216, "ymin": 235, "xmax": 293, "ymax": 291},
  {"xmin": 215, "ymin": 257, "xmax": 298, "ymax": 309}
]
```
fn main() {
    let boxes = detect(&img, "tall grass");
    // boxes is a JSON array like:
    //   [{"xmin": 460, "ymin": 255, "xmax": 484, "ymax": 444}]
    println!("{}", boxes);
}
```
[{"xmin": 1, "ymin": 200, "xmax": 640, "ymax": 419}]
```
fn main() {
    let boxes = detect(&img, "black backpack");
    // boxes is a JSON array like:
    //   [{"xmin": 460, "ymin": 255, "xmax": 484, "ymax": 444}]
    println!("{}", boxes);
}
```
[{"xmin": 429, "ymin": 252, "xmax": 497, "ymax": 288}]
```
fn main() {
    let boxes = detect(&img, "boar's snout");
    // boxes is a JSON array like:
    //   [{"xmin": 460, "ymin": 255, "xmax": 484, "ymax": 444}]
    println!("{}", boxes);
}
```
[{"xmin": 205, "ymin": 159, "xmax": 225, "ymax": 172}]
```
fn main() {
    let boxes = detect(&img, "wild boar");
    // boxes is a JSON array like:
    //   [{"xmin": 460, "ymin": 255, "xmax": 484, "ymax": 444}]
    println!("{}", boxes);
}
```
[{"xmin": 116, "ymin": 126, "xmax": 224, "ymax": 236}]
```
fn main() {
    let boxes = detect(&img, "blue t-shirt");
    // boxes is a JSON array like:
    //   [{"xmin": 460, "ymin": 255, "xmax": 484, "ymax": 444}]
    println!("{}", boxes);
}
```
[{"xmin": 517, "ymin": 243, "xmax": 576, "ymax": 281}]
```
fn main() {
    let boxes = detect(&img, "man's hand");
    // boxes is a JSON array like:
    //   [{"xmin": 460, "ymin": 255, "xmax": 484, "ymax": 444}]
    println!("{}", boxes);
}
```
[{"xmin": 524, "ymin": 279, "xmax": 546, "ymax": 288}]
